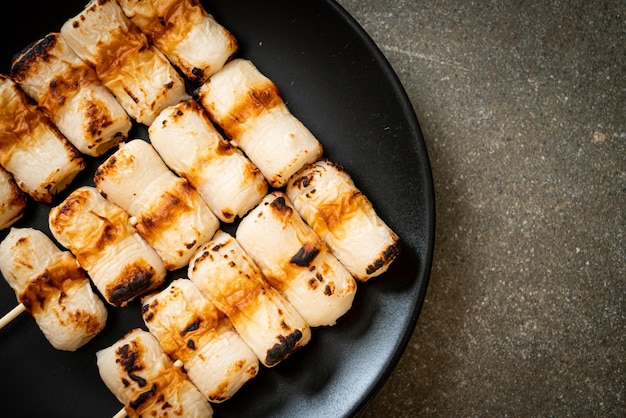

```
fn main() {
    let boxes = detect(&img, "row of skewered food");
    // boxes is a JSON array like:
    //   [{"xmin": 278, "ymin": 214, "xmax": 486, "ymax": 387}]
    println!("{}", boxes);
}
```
[{"xmin": 0, "ymin": 0, "xmax": 400, "ymax": 416}]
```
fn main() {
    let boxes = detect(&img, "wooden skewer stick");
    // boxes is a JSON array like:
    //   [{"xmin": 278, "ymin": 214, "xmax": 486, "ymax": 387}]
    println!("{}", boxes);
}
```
[
  {"xmin": 0, "ymin": 303, "xmax": 26, "ymax": 330},
  {"xmin": 112, "ymin": 408, "xmax": 127, "ymax": 418}
]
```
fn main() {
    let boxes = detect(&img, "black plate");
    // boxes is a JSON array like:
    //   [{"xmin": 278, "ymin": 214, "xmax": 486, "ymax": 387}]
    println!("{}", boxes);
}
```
[{"xmin": 0, "ymin": 1, "xmax": 435, "ymax": 417}]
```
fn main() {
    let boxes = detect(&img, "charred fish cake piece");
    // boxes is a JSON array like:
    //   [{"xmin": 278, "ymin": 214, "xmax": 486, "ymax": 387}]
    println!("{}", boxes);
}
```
[
  {"xmin": 94, "ymin": 139, "xmax": 219, "ymax": 270},
  {"xmin": 286, "ymin": 158, "xmax": 400, "ymax": 281},
  {"xmin": 141, "ymin": 278, "xmax": 259, "ymax": 402},
  {"xmin": 0, "ymin": 75, "xmax": 84, "ymax": 204},
  {"xmin": 0, "ymin": 227, "xmax": 108, "ymax": 351},
  {"xmin": 196, "ymin": 58, "xmax": 323, "ymax": 188},
  {"xmin": 236, "ymin": 191, "xmax": 357, "ymax": 327},
  {"xmin": 96, "ymin": 328, "xmax": 213, "ymax": 418},
  {"xmin": 60, "ymin": 0, "xmax": 189, "ymax": 125},
  {"xmin": 149, "ymin": 99, "xmax": 268, "ymax": 223},
  {"xmin": 117, "ymin": 0, "xmax": 237, "ymax": 84},
  {"xmin": 10, "ymin": 32, "xmax": 131, "ymax": 157},
  {"xmin": 188, "ymin": 230, "xmax": 311, "ymax": 368},
  {"xmin": 48, "ymin": 186, "xmax": 166, "ymax": 307}
]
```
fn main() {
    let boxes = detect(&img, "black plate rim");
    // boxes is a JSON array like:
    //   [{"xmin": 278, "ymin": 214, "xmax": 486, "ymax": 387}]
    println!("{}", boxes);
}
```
[{"xmin": 324, "ymin": 1, "xmax": 436, "ymax": 415}]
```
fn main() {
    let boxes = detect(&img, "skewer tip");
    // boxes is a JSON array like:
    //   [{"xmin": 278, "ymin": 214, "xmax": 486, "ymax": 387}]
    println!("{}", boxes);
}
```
[
  {"xmin": 0, "ymin": 303, "xmax": 26, "ymax": 330},
  {"xmin": 112, "ymin": 407, "xmax": 127, "ymax": 418}
]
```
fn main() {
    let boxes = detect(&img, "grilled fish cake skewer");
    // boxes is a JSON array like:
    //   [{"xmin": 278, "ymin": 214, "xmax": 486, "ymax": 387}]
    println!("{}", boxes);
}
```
[
  {"xmin": 236, "ymin": 191, "xmax": 357, "ymax": 327},
  {"xmin": 196, "ymin": 58, "xmax": 323, "ymax": 188},
  {"xmin": 188, "ymin": 230, "xmax": 311, "ymax": 368},
  {"xmin": 48, "ymin": 186, "xmax": 166, "ymax": 307},
  {"xmin": 149, "ymin": 99, "xmax": 267, "ymax": 223},
  {"xmin": 287, "ymin": 158, "xmax": 400, "ymax": 281},
  {"xmin": 94, "ymin": 139, "xmax": 219, "ymax": 270},
  {"xmin": 141, "ymin": 278, "xmax": 259, "ymax": 403}
]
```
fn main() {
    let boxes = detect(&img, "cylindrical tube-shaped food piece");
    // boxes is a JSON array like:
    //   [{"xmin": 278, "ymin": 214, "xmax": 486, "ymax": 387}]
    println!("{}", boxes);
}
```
[
  {"xmin": 0, "ymin": 166, "xmax": 26, "ymax": 230},
  {"xmin": 0, "ymin": 227, "xmax": 107, "ymax": 351},
  {"xmin": 196, "ymin": 58, "xmax": 323, "ymax": 188},
  {"xmin": 141, "ymin": 278, "xmax": 259, "ymax": 402},
  {"xmin": 0, "ymin": 75, "xmax": 85, "ymax": 204},
  {"xmin": 149, "ymin": 100, "xmax": 267, "ymax": 223},
  {"xmin": 48, "ymin": 186, "xmax": 166, "ymax": 307},
  {"xmin": 117, "ymin": 0, "xmax": 237, "ymax": 84},
  {"xmin": 94, "ymin": 139, "xmax": 219, "ymax": 270},
  {"xmin": 286, "ymin": 159, "xmax": 401, "ymax": 281},
  {"xmin": 10, "ymin": 32, "xmax": 131, "ymax": 157},
  {"xmin": 236, "ymin": 191, "xmax": 357, "ymax": 327},
  {"xmin": 188, "ymin": 230, "xmax": 311, "ymax": 367},
  {"xmin": 96, "ymin": 328, "xmax": 213, "ymax": 418},
  {"xmin": 60, "ymin": 0, "xmax": 189, "ymax": 125}
]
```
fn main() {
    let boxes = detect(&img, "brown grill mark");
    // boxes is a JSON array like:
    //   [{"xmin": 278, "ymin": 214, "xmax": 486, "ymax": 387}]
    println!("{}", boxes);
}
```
[
  {"xmin": 116, "ymin": 341, "xmax": 148, "ymax": 388},
  {"xmin": 218, "ymin": 81, "xmax": 282, "ymax": 139},
  {"xmin": 365, "ymin": 241, "xmax": 401, "ymax": 275},
  {"xmin": 93, "ymin": 24, "xmax": 150, "ymax": 86},
  {"xmin": 265, "ymin": 329, "xmax": 303, "ymax": 366},
  {"xmin": 136, "ymin": 181, "xmax": 194, "ymax": 243},
  {"xmin": 106, "ymin": 260, "xmax": 158, "ymax": 306},
  {"xmin": 0, "ymin": 79, "xmax": 57, "ymax": 163},
  {"xmin": 19, "ymin": 257, "xmax": 88, "ymax": 315},
  {"xmin": 138, "ymin": 0, "xmax": 203, "ymax": 44},
  {"xmin": 11, "ymin": 36, "xmax": 100, "ymax": 118},
  {"xmin": 84, "ymin": 99, "xmax": 115, "ymax": 139},
  {"xmin": 290, "ymin": 243, "xmax": 320, "ymax": 267},
  {"xmin": 268, "ymin": 194, "xmax": 292, "ymax": 216}
]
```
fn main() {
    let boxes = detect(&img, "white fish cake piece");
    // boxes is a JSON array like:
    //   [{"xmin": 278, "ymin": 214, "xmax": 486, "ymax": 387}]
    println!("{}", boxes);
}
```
[
  {"xmin": 94, "ymin": 139, "xmax": 219, "ymax": 270},
  {"xmin": 149, "ymin": 100, "xmax": 267, "ymax": 223},
  {"xmin": 196, "ymin": 58, "xmax": 322, "ymax": 188},
  {"xmin": 0, "ymin": 166, "xmax": 26, "ymax": 230},
  {"xmin": 188, "ymin": 230, "xmax": 311, "ymax": 367},
  {"xmin": 0, "ymin": 227, "xmax": 107, "ymax": 351},
  {"xmin": 10, "ymin": 32, "xmax": 131, "ymax": 157},
  {"xmin": 0, "ymin": 75, "xmax": 85, "ymax": 204},
  {"xmin": 48, "ymin": 186, "xmax": 166, "ymax": 307},
  {"xmin": 141, "ymin": 278, "xmax": 259, "ymax": 402},
  {"xmin": 96, "ymin": 328, "xmax": 213, "ymax": 418},
  {"xmin": 236, "ymin": 191, "xmax": 357, "ymax": 326},
  {"xmin": 287, "ymin": 159, "xmax": 401, "ymax": 281},
  {"xmin": 60, "ymin": 0, "xmax": 189, "ymax": 125},
  {"xmin": 96, "ymin": 329, "xmax": 170, "ymax": 406},
  {"xmin": 118, "ymin": 0, "xmax": 237, "ymax": 83}
]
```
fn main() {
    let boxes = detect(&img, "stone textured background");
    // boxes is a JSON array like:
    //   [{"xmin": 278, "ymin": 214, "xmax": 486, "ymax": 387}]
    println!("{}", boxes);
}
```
[{"xmin": 335, "ymin": 1, "xmax": 625, "ymax": 416}]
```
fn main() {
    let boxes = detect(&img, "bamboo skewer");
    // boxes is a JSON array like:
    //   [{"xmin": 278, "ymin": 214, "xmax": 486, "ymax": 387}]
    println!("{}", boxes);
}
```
[
  {"xmin": 0, "ymin": 303, "xmax": 26, "ymax": 330},
  {"xmin": 112, "ymin": 408, "xmax": 126, "ymax": 418}
]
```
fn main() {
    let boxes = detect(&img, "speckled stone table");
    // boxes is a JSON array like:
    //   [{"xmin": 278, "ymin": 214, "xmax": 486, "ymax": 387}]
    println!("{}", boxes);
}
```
[{"xmin": 335, "ymin": 1, "xmax": 626, "ymax": 416}]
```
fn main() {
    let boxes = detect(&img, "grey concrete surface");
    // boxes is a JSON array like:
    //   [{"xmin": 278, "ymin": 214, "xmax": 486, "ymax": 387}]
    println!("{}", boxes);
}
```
[{"xmin": 334, "ymin": 1, "xmax": 625, "ymax": 416}]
